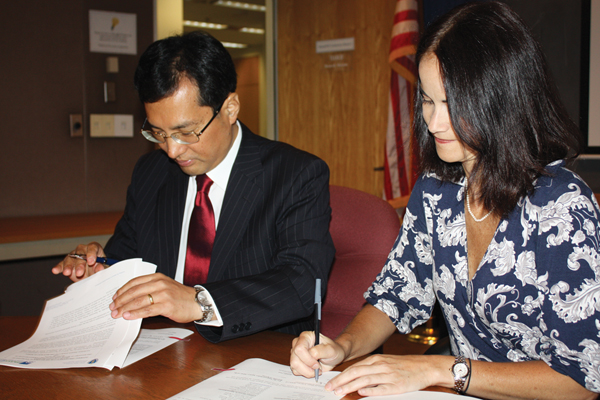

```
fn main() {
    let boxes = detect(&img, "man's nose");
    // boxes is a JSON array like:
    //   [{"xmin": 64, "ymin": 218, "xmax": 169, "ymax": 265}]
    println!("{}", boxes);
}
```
[{"xmin": 163, "ymin": 138, "xmax": 187, "ymax": 159}]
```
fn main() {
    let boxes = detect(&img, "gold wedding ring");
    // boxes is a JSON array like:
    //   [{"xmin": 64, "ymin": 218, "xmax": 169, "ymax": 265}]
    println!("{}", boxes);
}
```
[{"xmin": 148, "ymin": 294, "xmax": 154, "ymax": 305}]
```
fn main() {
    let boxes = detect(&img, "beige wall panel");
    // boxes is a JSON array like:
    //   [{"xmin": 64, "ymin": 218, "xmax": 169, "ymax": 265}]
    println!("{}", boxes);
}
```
[
  {"xmin": 235, "ymin": 56, "xmax": 261, "ymax": 135},
  {"xmin": 278, "ymin": 0, "xmax": 396, "ymax": 196}
]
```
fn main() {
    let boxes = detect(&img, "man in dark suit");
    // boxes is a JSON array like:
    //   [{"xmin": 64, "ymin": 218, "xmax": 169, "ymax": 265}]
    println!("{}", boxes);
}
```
[{"xmin": 52, "ymin": 31, "xmax": 335, "ymax": 343}]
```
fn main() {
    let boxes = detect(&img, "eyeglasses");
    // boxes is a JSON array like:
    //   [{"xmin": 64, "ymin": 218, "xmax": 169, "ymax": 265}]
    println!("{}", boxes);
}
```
[{"xmin": 141, "ymin": 102, "xmax": 224, "ymax": 145}]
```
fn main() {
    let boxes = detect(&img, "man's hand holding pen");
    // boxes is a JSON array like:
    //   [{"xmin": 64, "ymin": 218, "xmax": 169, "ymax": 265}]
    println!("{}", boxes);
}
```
[
  {"xmin": 52, "ymin": 242, "xmax": 109, "ymax": 282},
  {"xmin": 68, "ymin": 253, "xmax": 120, "ymax": 266}
]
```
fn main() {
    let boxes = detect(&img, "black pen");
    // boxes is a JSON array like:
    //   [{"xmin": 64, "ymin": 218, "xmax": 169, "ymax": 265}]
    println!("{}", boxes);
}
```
[
  {"xmin": 69, "ymin": 254, "xmax": 120, "ymax": 266},
  {"xmin": 314, "ymin": 278, "xmax": 322, "ymax": 382}
]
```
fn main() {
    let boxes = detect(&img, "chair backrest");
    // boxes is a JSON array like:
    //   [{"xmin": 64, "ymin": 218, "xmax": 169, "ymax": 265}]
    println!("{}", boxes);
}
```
[{"xmin": 321, "ymin": 185, "xmax": 401, "ymax": 338}]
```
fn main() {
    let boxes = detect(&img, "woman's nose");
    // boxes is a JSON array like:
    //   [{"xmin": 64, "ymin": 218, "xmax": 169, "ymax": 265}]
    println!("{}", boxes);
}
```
[{"xmin": 427, "ymin": 105, "xmax": 451, "ymax": 134}]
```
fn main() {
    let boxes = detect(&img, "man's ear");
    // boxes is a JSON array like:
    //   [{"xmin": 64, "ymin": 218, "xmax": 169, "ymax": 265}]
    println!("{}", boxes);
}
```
[{"xmin": 224, "ymin": 93, "xmax": 240, "ymax": 124}]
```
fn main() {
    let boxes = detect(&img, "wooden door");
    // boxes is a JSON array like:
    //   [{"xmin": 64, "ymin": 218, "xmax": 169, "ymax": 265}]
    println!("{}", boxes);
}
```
[{"xmin": 277, "ymin": 0, "xmax": 396, "ymax": 196}]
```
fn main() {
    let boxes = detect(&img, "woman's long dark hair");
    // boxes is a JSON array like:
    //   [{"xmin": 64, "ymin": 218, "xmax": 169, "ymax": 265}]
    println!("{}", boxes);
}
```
[{"xmin": 414, "ymin": 1, "xmax": 582, "ymax": 217}]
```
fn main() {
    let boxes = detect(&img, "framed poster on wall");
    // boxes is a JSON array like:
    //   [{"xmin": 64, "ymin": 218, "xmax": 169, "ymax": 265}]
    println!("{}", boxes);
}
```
[{"xmin": 89, "ymin": 10, "xmax": 137, "ymax": 55}]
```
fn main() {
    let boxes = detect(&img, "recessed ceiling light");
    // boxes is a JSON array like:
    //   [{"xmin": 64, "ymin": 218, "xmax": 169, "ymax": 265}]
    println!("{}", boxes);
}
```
[
  {"xmin": 239, "ymin": 27, "xmax": 265, "ymax": 34},
  {"xmin": 221, "ymin": 41, "xmax": 248, "ymax": 49},
  {"xmin": 214, "ymin": 1, "xmax": 266, "ymax": 12},
  {"xmin": 183, "ymin": 20, "xmax": 228, "ymax": 30}
]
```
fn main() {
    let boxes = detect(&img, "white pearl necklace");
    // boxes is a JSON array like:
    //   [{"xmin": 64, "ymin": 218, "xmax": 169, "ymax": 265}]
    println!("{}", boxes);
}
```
[{"xmin": 465, "ymin": 188, "xmax": 494, "ymax": 223}]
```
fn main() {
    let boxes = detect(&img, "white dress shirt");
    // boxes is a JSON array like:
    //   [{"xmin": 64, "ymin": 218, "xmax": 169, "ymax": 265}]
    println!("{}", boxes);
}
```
[{"xmin": 174, "ymin": 120, "xmax": 242, "ymax": 326}]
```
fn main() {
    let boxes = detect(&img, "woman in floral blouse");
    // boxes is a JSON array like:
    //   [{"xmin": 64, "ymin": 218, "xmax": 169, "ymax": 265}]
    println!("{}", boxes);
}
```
[{"xmin": 290, "ymin": 2, "xmax": 600, "ymax": 399}]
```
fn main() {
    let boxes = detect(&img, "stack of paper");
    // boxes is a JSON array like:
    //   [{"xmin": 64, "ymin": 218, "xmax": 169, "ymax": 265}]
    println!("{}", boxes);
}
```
[{"xmin": 0, "ymin": 258, "xmax": 162, "ymax": 370}]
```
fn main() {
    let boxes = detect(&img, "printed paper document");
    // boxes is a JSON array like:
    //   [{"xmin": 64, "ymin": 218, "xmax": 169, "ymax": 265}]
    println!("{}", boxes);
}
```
[
  {"xmin": 167, "ymin": 358, "xmax": 476, "ymax": 400},
  {"xmin": 364, "ymin": 391, "xmax": 476, "ymax": 399},
  {"xmin": 168, "ymin": 358, "xmax": 343, "ymax": 400},
  {"xmin": 0, "ymin": 258, "xmax": 159, "ymax": 370},
  {"xmin": 122, "ymin": 327, "xmax": 193, "ymax": 367}
]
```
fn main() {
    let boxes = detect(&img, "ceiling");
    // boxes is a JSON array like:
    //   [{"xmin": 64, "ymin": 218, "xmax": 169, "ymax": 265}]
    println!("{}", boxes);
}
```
[{"xmin": 182, "ymin": 0, "xmax": 267, "ymax": 59}]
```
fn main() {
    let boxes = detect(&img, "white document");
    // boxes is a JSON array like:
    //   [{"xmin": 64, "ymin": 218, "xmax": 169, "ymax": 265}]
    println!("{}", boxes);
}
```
[
  {"xmin": 367, "ymin": 391, "xmax": 477, "ymax": 399},
  {"xmin": 122, "ymin": 327, "xmax": 193, "ymax": 367},
  {"xmin": 167, "ymin": 358, "xmax": 477, "ymax": 400},
  {"xmin": 0, "ymin": 258, "xmax": 156, "ymax": 370},
  {"xmin": 167, "ymin": 358, "xmax": 343, "ymax": 400}
]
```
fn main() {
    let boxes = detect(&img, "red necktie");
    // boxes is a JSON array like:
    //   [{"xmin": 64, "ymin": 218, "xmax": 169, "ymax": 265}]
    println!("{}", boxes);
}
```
[{"xmin": 184, "ymin": 175, "xmax": 215, "ymax": 285}]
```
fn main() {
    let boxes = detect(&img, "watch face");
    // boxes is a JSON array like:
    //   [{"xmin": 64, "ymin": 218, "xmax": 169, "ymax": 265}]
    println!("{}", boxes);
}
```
[
  {"xmin": 196, "ymin": 291, "xmax": 208, "ymax": 304},
  {"xmin": 453, "ymin": 362, "xmax": 469, "ymax": 378}
]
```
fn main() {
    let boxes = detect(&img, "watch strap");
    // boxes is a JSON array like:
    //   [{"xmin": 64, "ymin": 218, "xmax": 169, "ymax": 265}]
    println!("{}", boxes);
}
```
[{"xmin": 194, "ymin": 285, "xmax": 214, "ymax": 323}]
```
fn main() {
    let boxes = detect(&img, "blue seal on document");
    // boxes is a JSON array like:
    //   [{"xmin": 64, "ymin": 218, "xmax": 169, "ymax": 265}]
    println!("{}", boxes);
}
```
[{"xmin": 88, "ymin": 359, "xmax": 98, "ymax": 364}]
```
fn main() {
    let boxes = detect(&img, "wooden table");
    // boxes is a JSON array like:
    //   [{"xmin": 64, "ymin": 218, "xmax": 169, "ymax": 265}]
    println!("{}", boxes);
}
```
[{"xmin": 0, "ymin": 316, "xmax": 443, "ymax": 400}]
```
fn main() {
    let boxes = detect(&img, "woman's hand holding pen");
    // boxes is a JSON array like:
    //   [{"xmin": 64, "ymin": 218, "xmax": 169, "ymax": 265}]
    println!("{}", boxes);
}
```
[
  {"xmin": 290, "ymin": 331, "xmax": 345, "ymax": 379},
  {"xmin": 51, "ymin": 242, "xmax": 108, "ymax": 282},
  {"xmin": 291, "ymin": 330, "xmax": 449, "ymax": 396},
  {"xmin": 291, "ymin": 305, "xmax": 432, "ymax": 396}
]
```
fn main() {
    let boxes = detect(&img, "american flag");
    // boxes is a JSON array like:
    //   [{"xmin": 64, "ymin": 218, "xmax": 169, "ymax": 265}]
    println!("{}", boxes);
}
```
[{"xmin": 383, "ymin": 0, "xmax": 420, "ymax": 201}]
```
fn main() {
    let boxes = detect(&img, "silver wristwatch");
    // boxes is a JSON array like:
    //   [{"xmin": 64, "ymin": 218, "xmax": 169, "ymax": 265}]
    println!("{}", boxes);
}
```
[
  {"xmin": 194, "ymin": 285, "xmax": 214, "ymax": 323},
  {"xmin": 451, "ymin": 355, "xmax": 470, "ymax": 393}
]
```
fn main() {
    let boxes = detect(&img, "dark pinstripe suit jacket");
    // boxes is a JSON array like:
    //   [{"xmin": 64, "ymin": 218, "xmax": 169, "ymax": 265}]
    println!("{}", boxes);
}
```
[{"xmin": 105, "ymin": 124, "xmax": 335, "ymax": 342}]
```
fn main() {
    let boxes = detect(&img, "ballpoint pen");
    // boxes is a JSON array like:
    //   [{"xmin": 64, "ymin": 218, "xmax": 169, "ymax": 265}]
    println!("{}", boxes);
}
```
[
  {"xmin": 314, "ymin": 278, "xmax": 322, "ymax": 382},
  {"xmin": 68, "ymin": 254, "xmax": 120, "ymax": 266}
]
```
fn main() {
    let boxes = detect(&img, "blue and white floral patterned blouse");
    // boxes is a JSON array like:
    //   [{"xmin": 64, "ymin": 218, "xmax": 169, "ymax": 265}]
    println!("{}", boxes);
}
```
[{"xmin": 365, "ymin": 160, "xmax": 600, "ymax": 392}]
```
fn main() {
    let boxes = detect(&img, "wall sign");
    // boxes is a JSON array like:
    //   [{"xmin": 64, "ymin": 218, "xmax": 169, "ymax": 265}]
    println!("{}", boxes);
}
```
[
  {"xmin": 89, "ymin": 10, "xmax": 137, "ymax": 55},
  {"xmin": 315, "ymin": 37, "xmax": 355, "ymax": 54},
  {"xmin": 316, "ymin": 38, "xmax": 355, "ymax": 70}
]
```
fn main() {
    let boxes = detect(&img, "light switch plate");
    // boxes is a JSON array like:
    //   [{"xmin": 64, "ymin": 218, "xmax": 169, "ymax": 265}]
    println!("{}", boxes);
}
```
[
  {"xmin": 114, "ymin": 114, "xmax": 134, "ymax": 137},
  {"xmin": 89, "ymin": 114, "xmax": 134, "ymax": 137},
  {"xmin": 104, "ymin": 81, "xmax": 116, "ymax": 103},
  {"xmin": 106, "ymin": 56, "xmax": 119, "ymax": 73},
  {"xmin": 90, "ymin": 114, "xmax": 114, "ymax": 137}
]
